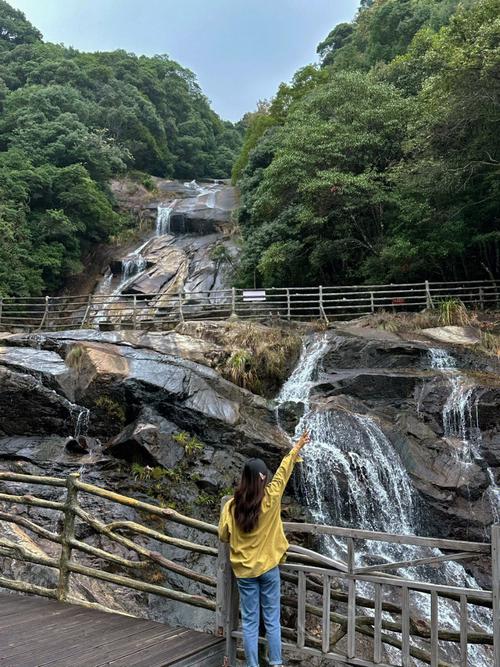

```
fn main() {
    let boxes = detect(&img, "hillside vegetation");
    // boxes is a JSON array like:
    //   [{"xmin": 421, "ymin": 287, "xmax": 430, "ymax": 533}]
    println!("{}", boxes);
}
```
[
  {"xmin": 234, "ymin": 0, "xmax": 500, "ymax": 289},
  {"xmin": 0, "ymin": 1, "xmax": 242, "ymax": 297}
]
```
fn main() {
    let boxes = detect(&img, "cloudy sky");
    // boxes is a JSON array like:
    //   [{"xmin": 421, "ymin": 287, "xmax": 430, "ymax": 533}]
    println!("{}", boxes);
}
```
[{"xmin": 10, "ymin": 0, "xmax": 359, "ymax": 121}]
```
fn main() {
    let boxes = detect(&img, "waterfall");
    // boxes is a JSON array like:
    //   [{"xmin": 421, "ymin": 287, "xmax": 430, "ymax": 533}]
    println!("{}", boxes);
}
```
[
  {"xmin": 156, "ymin": 200, "xmax": 177, "ymax": 236},
  {"xmin": 278, "ymin": 336, "xmax": 417, "ymax": 553},
  {"xmin": 206, "ymin": 189, "xmax": 217, "ymax": 209},
  {"xmin": 73, "ymin": 406, "xmax": 90, "ymax": 439},
  {"xmin": 429, "ymin": 348, "xmax": 499, "ymax": 522},
  {"xmin": 276, "ymin": 336, "xmax": 493, "ymax": 665},
  {"xmin": 184, "ymin": 179, "xmax": 202, "ymax": 193},
  {"xmin": 122, "ymin": 254, "xmax": 147, "ymax": 282},
  {"xmin": 429, "ymin": 348, "xmax": 480, "ymax": 447}
]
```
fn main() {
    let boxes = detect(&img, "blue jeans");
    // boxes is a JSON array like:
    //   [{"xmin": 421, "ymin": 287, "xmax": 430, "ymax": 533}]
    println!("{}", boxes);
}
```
[{"xmin": 236, "ymin": 566, "xmax": 282, "ymax": 667}]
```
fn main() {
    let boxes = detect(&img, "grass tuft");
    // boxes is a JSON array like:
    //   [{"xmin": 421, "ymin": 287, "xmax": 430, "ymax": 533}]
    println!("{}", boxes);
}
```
[{"xmin": 437, "ymin": 298, "xmax": 471, "ymax": 327}]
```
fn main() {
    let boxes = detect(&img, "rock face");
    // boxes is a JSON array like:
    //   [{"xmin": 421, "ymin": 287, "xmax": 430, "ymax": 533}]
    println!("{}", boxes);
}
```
[
  {"xmin": 94, "ymin": 180, "xmax": 239, "ymax": 326},
  {"xmin": 308, "ymin": 327, "xmax": 500, "ymax": 539},
  {"xmin": 0, "ymin": 322, "xmax": 291, "ymax": 630}
]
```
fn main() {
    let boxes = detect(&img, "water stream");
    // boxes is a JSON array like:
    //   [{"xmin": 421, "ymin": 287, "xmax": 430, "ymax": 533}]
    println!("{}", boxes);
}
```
[
  {"xmin": 429, "ymin": 348, "xmax": 500, "ymax": 523},
  {"xmin": 156, "ymin": 200, "xmax": 178, "ymax": 236},
  {"xmin": 73, "ymin": 406, "xmax": 90, "ymax": 439},
  {"xmin": 276, "ymin": 336, "xmax": 493, "ymax": 665}
]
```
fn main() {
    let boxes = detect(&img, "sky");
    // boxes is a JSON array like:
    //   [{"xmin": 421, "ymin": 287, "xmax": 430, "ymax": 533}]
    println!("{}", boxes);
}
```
[{"xmin": 9, "ymin": 0, "xmax": 360, "ymax": 121}]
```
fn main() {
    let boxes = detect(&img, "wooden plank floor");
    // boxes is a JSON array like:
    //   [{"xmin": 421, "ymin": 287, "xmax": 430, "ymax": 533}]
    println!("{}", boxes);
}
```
[{"xmin": 0, "ymin": 593, "xmax": 224, "ymax": 667}]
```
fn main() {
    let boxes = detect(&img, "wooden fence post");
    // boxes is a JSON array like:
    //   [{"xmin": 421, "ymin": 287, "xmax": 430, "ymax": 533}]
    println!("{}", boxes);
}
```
[
  {"xmin": 57, "ymin": 472, "xmax": 80, "ymax": 601},
  {"xmin": 178, "ymin": 290, "xmax": 184, "ymax": 324},
  {"xmin": 479, "ymin": 287, "xmax": 484, "ymax": 310},
  {"xmin": 217, "ymin": 498, "xmax": 238, "ymax": 666},
  {"xmin": 132, "ymin": 294, "xmax": 138, "ymax": 330},
  {"xmin": 319, "ymin": 285, "xmax": 329, "ymax": 323},
  {"xmin": 370, "ymin": 292, "xmax": 375, "ymax": 313},
  {"xmin": 492, "ymin": 524, "xmax": 500, "ymax": 667},
  {"xmin": 38, "ymin": 296, "xmax": 50, "ymax": 331},
  {"xmin": 230, "ymin": 287, "xmax": 237, "ymax": 319},
  {"xmin": 347, "ymin": 537, "xmax": 356, "ymax": 659},
  {"xmin": 286, "ymin": 288, "xmax": 291, "ymax": 320},
  {"xmin": 425, "ymin": 280, "xmax": 434, "ymax": 309},
  {"xmin": 80, "ymin": 294, "xmax": 92, "ymax": 329}
]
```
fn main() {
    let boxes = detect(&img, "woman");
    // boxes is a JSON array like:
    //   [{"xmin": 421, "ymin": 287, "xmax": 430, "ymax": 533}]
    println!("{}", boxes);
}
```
[{"xmin": 218, "ymin": 431, "xmax": 310, "ymax": 667}]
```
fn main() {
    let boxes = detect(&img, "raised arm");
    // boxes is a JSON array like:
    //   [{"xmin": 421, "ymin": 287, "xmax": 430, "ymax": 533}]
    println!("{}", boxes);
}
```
[{"xmin": 266, "ymin": 431, "xmax": 310, "ymax": 498}]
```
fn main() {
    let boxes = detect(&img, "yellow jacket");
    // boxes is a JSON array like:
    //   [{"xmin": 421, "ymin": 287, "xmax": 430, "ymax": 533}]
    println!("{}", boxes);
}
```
[{"xmin": 218, "ymin": 449, "xmax": 302, "ymax": 578}]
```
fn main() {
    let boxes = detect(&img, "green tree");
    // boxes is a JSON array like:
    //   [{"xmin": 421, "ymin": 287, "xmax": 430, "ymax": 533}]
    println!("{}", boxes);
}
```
[{"xmin": 0, "ymin": 0, "xmax": 41, "ymax": 46}]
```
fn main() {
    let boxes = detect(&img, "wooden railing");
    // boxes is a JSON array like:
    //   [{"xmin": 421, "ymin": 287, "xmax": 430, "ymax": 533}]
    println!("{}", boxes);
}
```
[
  {"xmin": 0, "ymin": 472, "xmax": 498, "ymax": 666},
  {"xmin": 0, "ymin": 471, "xmax": 219, "ymax": 613},
  {"xmin": 0, "ymin": 279, "xmax": 498, "ymax": 331}
]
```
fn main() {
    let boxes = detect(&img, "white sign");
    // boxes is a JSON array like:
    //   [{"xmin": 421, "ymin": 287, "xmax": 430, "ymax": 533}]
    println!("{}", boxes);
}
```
[{"xmin": 242, "ymin": 290, "xmax": 266, "ymax": 302}]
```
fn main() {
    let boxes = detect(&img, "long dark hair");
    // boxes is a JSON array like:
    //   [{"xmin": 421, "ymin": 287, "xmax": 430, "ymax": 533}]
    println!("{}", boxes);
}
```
[{"xmin": 233, "ymin": 458, "xmax": 269, "ymax": 533}]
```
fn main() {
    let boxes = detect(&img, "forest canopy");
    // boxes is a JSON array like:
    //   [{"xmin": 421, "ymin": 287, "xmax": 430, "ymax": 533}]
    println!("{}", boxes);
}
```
[
  {"xmin": 234, "ymin": 0, "xmax": 500, "ymax": 288},
  {"xmin": 0, "ymin": 0, "xmax": 242, "ymax": 296}
]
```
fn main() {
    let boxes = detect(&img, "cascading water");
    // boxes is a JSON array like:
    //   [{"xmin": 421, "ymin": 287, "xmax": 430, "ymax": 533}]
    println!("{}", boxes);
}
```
[
  {"xmin": 184, "ymin": 179, "xmax": 202, "ymax": 193},
  {"xmin": 276, "ymin": 336, "xmax": 493, "ymax": 665},
  {"xmin": 122, "ymin": 254, "xmax": 147, "ymax": 282},
  {"xmin": 205, "ymin": 189, "xmax": 217, "ymax": 209},
  {"xmin": 72, "ymin": 406, "xmax": 90, "ymax": 439},
  {"xmin": 429, "ymin": 348, "xmax": 499, "ymax": 523},
  {"xmin": 278, "ymin": 336, "xmax": 418, "ymax": 554},
  {"xmin": 429, "ymin": 349, "xmax": 480, "ymax": 448},
  {"xmin": 156, "ymin": 200, "xmax": 177, "ymax": 236}
]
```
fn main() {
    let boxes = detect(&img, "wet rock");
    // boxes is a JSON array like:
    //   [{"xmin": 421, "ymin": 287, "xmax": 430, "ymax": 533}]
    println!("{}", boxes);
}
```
[
  {"xmin": 277, "ymin": 401, "xmax": 304, "ymax": 435},
  {"xmin": 321, "ymin": 336, "xmax": 428, "ymax": 371},
  {"xmin": 122, "ymin": 240, "xmax": 185, "ymax": 296},
  {"xmin": 0, "ymin": 368, "xmax": 74, "ymax": 437},
  {"xmin": 313, "ymin": 370, "xmax": 423, "ymax": 401},
  {"xmin": 0, "ymin": 345, "xmax": 75, "ymax": 400},
  {"xmin": 107, "ymin": 409, "xmax": 185, "ymax": 468},
  {"xmin": 65, "ymin": 436, "xmax": 90, "ymax": 455}
]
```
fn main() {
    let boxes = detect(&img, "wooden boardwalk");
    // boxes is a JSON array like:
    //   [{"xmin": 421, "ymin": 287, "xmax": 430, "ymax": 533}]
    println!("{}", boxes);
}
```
[{"xmin": 0, "ymin": 593, "xmax": 224, "ymax": 667}]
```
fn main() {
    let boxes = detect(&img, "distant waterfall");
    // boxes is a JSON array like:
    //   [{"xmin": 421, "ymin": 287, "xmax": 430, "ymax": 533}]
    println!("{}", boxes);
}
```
[
  {"xmin": 122, "ymin": 254, "xmax": 146, "ymax": 282},
  {"xmin": 429, "ymin": 348, "xmax": 480, "ymax": 446},
  {"xmin": 156, "ymin": 200, "xmax": 177, "ymax": 236}
]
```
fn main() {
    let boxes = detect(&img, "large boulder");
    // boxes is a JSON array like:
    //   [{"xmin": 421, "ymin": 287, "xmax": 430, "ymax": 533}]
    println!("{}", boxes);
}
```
[
  {"xmin": 321, "ymin": 336, "xmax": 428, "ymax": 371},
  {"xmin": 0, "ymin": 367, "xmax": 75, "ymax": 437},
  {"xmin": 107, "ymin": 408, "xmax": 185, "ymax": 468},
  {"xmin": 0, "ymin": 345, "xmax": 75, "ymax": 399}
]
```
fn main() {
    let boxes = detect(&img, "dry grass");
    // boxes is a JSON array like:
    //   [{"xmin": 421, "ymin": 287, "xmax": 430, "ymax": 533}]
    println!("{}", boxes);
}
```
[
  {"xmin": 365, "ymin": 310, "xmax": 440, "ymax": 334},
  {"xmin": 478, "ymin": 331, "xmax": 500, "ymax": 358},
  {"xmin": 365, "ymin": 300, "xmax": 480, "ymax": 334},
  {"xmin": 65, "ymin": 345, "xmax": 86, "ymax": 371},
  {"xmin": 215, "ymin": 322, "xmax": 301, "ymax": 395},
  {"xmin": 365, "ymin": 305, "xmax": 500, "ymax": 359},
  {"xmin": 437, "ymin": 298, "xmax": 472, "ymax": 327}
]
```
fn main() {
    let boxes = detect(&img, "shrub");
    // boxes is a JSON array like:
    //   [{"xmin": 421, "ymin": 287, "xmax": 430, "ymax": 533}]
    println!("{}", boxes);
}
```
[
  {"xmin": 66, "ymin": 345, "xmax": 86, "ymax": 371},
  {"xmin": 220, "ymin": 323, "xmax": 301, "ymax": 395},
  {"xmin": 172, "ymin": 431, "xmax": 204, "ymax": 458},
  {"xmin": 479, "ymin": 331, "xmax": 500, "ymax": 358},
  {"xmin": 437, "ymin": 298, "xmax": 471, "ymax": 327},
  {"xmin": 224, "ymin": 350, "xmax": 260, "ymax": 392},
  {"xmin": 94, "ymin": 396, "xmax": 126, "ymax": 425}
]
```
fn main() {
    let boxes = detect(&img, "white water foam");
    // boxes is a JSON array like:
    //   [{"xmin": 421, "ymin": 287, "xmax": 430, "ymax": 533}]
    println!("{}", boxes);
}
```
[{"xmin": 156, "ymin": 200, "xmax": 177, "ymax": 235}]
